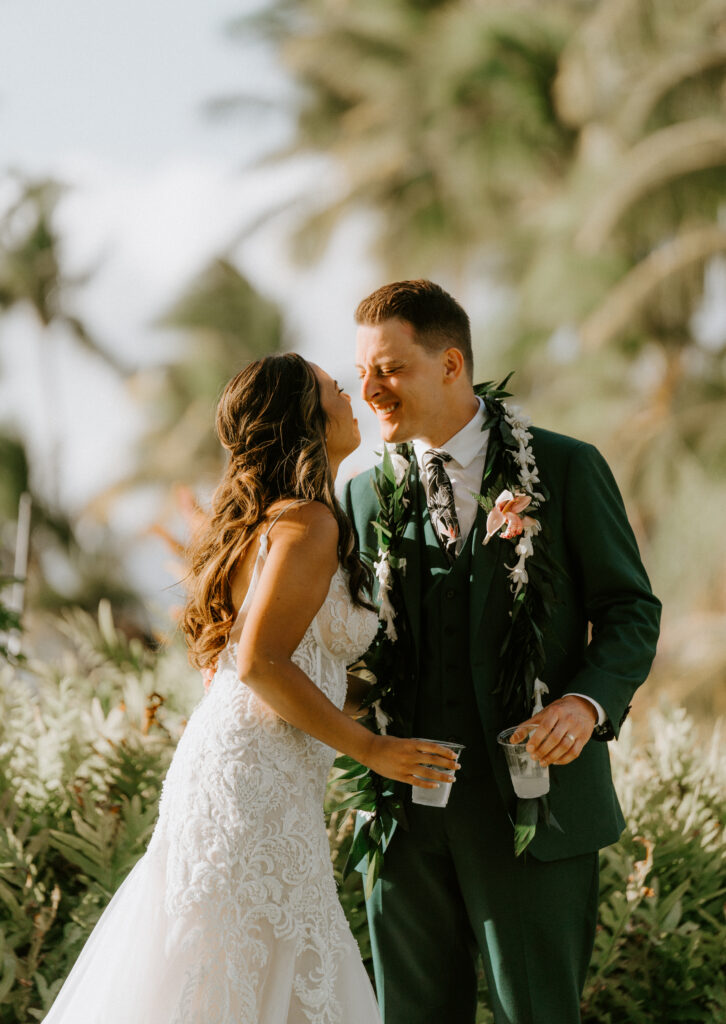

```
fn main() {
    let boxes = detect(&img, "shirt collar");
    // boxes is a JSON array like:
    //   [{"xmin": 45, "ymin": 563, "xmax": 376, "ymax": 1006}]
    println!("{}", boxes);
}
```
[{"xmin": 412, "ymin": 396, "xmax": 487, "ymax": 469}]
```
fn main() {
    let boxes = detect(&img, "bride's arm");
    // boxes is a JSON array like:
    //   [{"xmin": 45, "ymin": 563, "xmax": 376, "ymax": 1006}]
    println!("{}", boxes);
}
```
[{"xmin": 235, "ymin": 501, "xmax": 457, "ymax": 787}]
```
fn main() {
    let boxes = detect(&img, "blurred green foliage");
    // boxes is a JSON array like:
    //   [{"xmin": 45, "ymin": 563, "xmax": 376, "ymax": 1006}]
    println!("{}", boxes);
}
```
[
  {"xmin": 581, "ymin": 712, "xmax": 726, "ymax": 1022},
  {"xmin": 0, "ymin": 181, "xmax": 142, "ymax": 622},
  {"xmin": 0, "ymin": 434, "xmax": 141, "ymax": 621},
  {"xmin": 0, "ymin": 178, "xmax": 123, "ymax": 371},
  {"xmin": 241, "ymin": 0, "xmax": 726, "ymax": 717},
  {"xmin": 86, "ymin": 258, "xmax": 286, "ymax": 528}
]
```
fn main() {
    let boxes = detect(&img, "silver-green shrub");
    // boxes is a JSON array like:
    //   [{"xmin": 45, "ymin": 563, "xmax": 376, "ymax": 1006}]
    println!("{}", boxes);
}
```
[
  {"xmin": 581, "ymin": 710, "xmax": 726, "ymax": 1023},
  {"xmin": 0, "ymin": 603, "xmax": 198, "ymax": 1022},
  {"xmin": 1, "ymin": 605, "xmax": 723, "ymax": 1023}
]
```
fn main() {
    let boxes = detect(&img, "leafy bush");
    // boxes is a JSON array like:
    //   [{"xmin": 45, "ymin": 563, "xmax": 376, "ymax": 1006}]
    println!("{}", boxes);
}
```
[
  {"xmin": 1, "ymin": 606, "xmax": 723, "ymax": 1023},
  {"xmin": 581, "ymin": 710, "xmax": 726, "ymax": 1023},
  {"xmin": 0, "ymin": 603, "xmax": 198, "ymax": 1022}
]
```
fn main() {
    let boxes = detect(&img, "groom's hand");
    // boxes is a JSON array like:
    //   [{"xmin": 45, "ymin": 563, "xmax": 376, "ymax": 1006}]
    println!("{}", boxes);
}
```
[{"xmin": 511, "ymin": 696, "xmax": 597, "ymax": 767}]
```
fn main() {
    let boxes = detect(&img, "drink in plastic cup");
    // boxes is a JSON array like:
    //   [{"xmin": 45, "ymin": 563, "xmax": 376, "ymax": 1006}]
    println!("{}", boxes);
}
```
[
  {"xmin": 411, "ymin": 739, "xmax": 464, "ymax": 808},
  {"xmin": 497, "ymin": 725, "xmax": 550, "ymax": 798}
]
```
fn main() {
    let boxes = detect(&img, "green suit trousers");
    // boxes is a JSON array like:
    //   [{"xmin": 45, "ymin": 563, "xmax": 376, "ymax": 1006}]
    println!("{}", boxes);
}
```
[{"xmin": 366, "ymin": 775, "xmax": 599, "ymax": 1024}]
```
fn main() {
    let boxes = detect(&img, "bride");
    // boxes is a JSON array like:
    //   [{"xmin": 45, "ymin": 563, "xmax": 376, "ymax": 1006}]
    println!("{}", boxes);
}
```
[{"xmin": 43, "ymin": 353, "xmax": 457, "ymax": 1024}]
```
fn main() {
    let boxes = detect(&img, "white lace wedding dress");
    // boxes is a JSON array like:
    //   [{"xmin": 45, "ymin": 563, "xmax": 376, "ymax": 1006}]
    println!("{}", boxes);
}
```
[{"xmin": 44, "ymin": 514, "xmax": 382, "ymax": 1024}]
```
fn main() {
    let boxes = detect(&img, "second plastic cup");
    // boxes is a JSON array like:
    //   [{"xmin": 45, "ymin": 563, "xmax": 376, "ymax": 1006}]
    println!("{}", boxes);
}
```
[
  {"xmin": 497, "ymin": 725, "xmax": 550, "ymax": 798},
  {"xmin": 411, "ymin": 739, "xmax": 464, "ymax": 808}
]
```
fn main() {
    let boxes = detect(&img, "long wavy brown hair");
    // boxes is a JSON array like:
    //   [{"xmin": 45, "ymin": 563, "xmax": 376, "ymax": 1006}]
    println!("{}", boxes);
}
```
[{"xmin": 181, "ymin": 353, "xmax": 373, "ymax": 670}]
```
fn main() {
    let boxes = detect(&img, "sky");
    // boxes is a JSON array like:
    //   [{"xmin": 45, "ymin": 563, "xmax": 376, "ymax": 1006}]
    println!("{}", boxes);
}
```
[{"xmin": 0, "ymin": 0, "xmax": 390, "ymax": 613}]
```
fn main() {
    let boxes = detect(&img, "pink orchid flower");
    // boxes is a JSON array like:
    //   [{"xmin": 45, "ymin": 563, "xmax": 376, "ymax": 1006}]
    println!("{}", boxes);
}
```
[{"xmin": 484, "ymin": 490, "xmax": 536, "ymax": 544}]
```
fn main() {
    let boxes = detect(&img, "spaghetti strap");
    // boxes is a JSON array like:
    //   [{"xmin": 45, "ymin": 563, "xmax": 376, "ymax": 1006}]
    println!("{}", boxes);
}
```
[
  {"xmin": 230, "ymin": 500, "xmax": 310, "ymax": 628},
  {"xmin": 261, "ymin": 499, "xmax": 309, "ymax": 542}
]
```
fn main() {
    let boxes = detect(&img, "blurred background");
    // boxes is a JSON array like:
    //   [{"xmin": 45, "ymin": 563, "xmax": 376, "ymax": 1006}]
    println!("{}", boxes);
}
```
[
  {"xmin": 2, "ymin": 0, "xmax": 724, "ymax": 717},
  {"xmin": 1, "ymin": 2, "xmax": 725, "ymax": 1020}
]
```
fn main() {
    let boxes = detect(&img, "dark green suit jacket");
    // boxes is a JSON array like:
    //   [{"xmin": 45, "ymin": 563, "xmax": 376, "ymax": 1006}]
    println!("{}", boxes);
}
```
[{"xmin": 342, "ymin": 427, "xmax": 661, "ymax": 861}]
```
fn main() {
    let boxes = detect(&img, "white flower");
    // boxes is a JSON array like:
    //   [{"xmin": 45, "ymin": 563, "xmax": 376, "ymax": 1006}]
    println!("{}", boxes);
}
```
[
  {"xmin": 375, "ymin": 550, "xmax": 398, "ymax": 641},
  {"xmin": 372, "ymin": 699, "xmax": 391, "ymax": 735},
  {"xmin": 505, "ymin": 405, "xmax": 531, "ymax": 429},
  {"xmin": 389, "ymin": 452, "xmax": 410, "ymax": 485},
  {"xmin": 532, "ymin": 678, "xmax": 550, "ymax": 713},
  {"xmin": 515, "ymin": 535, "xmax": 534, "ymax": 558},
  {"xmin": 375, "ymin": 551, "xmax": 394, "ymax": 589},
  {"xmin": 507, "ymin": 560, "xmax": 529, "ymax": 595},
  {"xmin": 519, "ymin": 465, "xmax": 540, "ymax": 488},
  {"xmin": 511, "ymin": 428, "xmax": 532, "ymax": 448}
]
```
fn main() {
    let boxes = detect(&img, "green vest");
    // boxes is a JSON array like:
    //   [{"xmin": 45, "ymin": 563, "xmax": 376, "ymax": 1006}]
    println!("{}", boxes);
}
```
[{"xmin": 413, "ymin": 512, "xmax": 490, "ymax": 778}]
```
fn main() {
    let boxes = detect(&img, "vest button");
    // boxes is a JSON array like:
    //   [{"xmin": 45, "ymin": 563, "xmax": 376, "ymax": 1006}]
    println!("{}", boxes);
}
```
[{"xmin": 445, "ymin": 588, "xmax": 456, "ymax": 599}]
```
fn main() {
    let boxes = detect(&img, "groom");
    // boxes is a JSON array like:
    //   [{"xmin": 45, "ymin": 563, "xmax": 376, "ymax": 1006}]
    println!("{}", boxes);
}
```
[{"xmin": 342, "ymin": 280, "xmax": 661, "ymax": 1024}]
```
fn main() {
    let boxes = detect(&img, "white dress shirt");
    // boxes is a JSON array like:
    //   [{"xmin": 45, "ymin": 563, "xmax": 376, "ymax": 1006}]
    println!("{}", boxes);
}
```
[
  {"xmin": 412, "ymin": 397, "xmax": 488, "ymax": 551},
  {"xmin": 411, "ymin": 399, "xmax": 606, "ymax": 728}
]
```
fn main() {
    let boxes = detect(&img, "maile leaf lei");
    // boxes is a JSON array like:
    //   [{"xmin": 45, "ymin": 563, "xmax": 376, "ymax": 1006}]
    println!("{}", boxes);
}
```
[{"xmin": 333, "ymin": 446, "xmax": 417, "ymax": 897}]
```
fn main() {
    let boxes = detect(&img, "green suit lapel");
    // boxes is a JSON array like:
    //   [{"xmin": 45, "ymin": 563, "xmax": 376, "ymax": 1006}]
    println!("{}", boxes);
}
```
[{"xmin": 469, "ymin": 504, "xmax": 504, "ymax": 643}]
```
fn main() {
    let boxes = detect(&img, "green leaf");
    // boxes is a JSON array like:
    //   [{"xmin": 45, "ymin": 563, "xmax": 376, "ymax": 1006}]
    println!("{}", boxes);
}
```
[
  {"xmin": 365, "ymin": 847, "xmax": 383, "ymax": 900},
  {"xmin": 333, "ymin": 754, "xmax": 361, "ymax": 772},
  {"xmin": 343, "ymin": 821, "xmax": 373, "ymax": 880},
  {"xmin": 335, "ymin": 790, "xmax": 377, "ymax": 812},
  {"xmin": 333, "ymin": 761, "xmax": 369, "ymax": 782},
  {"xmin": 514, "ymin": 797, "xmax": 539, "ymax": 856},
  {"xmin": 381, "ymin": 446, "xmax": 396, "ymax": 484},
  {"xmin": 0, "ymin": 952, "xmax": 16, "ymax": 1001}
]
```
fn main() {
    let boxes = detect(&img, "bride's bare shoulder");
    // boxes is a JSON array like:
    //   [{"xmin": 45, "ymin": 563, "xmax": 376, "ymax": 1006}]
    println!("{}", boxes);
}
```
[{"xmin": 268, "ymin": 499, "xmax": 339, "ymax": 542}]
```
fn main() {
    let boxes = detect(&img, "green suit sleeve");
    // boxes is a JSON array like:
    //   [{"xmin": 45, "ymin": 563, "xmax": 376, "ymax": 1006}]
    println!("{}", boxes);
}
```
[{"xmin": 561, "ymin": 442, "xmax": 661, "ymax": 739}]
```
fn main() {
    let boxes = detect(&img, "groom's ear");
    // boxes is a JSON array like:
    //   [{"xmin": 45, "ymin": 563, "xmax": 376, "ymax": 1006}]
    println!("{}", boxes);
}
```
[{"xmin": 442, "ymin": 346, "xmax": 467, "ymax": 382}]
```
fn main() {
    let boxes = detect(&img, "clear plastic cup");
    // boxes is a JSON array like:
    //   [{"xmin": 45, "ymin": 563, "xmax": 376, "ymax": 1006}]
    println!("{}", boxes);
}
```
[
  {"xmin": 497, "ymin": 725, "xmax": 550, "ymax": 798},
  {"xmin": 411, "ymin": 739, "xmax": 464, "ymax": 808}
]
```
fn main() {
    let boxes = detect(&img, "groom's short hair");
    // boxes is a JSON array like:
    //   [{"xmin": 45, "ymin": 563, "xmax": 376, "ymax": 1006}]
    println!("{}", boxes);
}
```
[{"xmin": 355, "ymin": 279, "xmax": 473, "ymax": 379}]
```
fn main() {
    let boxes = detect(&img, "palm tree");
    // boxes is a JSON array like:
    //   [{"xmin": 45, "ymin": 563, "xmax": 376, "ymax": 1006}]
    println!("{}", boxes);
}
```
[
  {"xmin": 90, "ymin": 258, "xmax": 285, "ymax": 509},
  {"xmin": 236, "ymin": 0, "xmax": 726, "ymax": 710},
  {"xmin": 228, "ymin": 0, "xmax": 579, "ymax": 278},
  {"xmin": 0, "ymin": 176, "xmax": 127, "ymax": 506},
  {"xmin": 0, "ymin": 177, "xmax": 145, "ymax": 624},
  {"xmin": 514, "ymin": 1, "xmax": 726, "ymax": 542},
  {"xmin": 0, "ymin": 178, "xmax": 123, "ymax": 365},
  {"xmin": 0, "ymin": 432, "xmax": 141, "ymax": 623}
]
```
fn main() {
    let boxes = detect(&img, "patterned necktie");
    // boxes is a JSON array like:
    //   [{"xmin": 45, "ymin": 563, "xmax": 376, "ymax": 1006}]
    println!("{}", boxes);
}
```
[{"xmin": 422, "ymin": 449, "xmax": 460, "ymax": 562}]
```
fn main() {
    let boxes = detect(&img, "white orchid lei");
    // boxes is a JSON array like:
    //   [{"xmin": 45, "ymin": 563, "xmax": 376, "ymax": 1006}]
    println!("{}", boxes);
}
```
[
  {"xmin": 481, "ymin": 403, "xmax": 544, "ymax": 596},
  {"xmin": 471, "ymin": 377, "xmax": 563, "ymax": 853},
  {"xmin": 468, "ymin": 377, "xmax": 560, "ymax": 725}
]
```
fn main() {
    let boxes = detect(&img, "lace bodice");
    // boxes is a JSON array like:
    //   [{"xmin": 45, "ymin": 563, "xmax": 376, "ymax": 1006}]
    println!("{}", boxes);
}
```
[{"xmin": 148, "ymin": 516, "xmax": 379, "ymax": 1023}]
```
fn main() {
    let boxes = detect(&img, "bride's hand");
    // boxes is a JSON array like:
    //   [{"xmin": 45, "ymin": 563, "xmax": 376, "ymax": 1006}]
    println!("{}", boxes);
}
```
[{"xmin": 365, "ymin": 735, "xmax": 460, "ymax": 788}]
